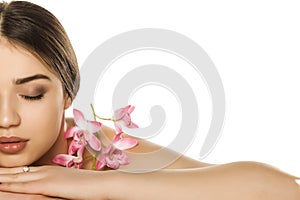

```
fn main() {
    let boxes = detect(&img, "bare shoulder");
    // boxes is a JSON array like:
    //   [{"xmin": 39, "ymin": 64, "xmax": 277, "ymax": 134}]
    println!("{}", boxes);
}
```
[
  {"xmin": 100, "ymin": 124, "xmax": 212, "ymax": 169},
  {"xmin": 65, "ymin": 117, "xmax": 211, "ymax": 169}
]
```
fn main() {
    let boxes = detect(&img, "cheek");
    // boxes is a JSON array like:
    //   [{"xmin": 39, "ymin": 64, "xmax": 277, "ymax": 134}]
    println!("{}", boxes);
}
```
[{"xmin": 20, "ymin": 91, "xmax": 65, "ymax": 146}]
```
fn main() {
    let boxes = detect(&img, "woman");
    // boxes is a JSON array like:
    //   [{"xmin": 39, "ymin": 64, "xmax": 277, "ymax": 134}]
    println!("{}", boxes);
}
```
[{"xmin": 0, "ymin": 1, "xmax": 299, "ymax": 199}]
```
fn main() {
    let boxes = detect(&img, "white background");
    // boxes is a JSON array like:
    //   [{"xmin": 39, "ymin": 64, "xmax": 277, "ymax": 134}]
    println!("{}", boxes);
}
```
[{"xmin": 17, "ymin": 0, "xmax": 300, "ymax": 176}]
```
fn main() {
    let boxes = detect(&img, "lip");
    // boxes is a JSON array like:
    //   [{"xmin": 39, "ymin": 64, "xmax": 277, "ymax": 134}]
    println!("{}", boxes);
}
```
[{"xmin": 0, "ymin": 136, "xmax": 29, "ymax": 154}]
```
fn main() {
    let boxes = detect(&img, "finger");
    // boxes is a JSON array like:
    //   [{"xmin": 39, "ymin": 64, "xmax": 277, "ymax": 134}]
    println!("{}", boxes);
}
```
[
  {"xmin": 0, "ymin": 170, "xmax": 41, "ymax": 183},
  {"xmin": 0, "ymin": 180, "xmax": 69, "ymax": 199},
  {"xmin": 0, "ymin": 166, "xmax": 66, "ymax": 183},
  {"xmin": 0, "ymin": 166, "xmax": 39, "ymax": 174},
  {"xmin": 0, "ymin": 180, "xmax": 44, "ymax": 195}
]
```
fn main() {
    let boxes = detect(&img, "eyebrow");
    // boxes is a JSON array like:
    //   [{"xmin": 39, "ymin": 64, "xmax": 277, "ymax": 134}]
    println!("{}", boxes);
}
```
[{"xmin": 15, "ymin": 74, "xmax": 51, "ymax": 85}]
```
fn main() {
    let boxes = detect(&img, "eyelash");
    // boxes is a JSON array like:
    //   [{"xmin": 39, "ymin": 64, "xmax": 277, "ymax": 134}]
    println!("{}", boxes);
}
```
[{"xmin": 21, "ymin": 94, "xmax": 44, "ymax": 101}]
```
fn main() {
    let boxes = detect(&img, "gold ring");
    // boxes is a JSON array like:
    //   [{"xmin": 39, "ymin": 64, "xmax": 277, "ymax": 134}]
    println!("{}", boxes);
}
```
[{"xmin": 22, "ymin": 166, "xmax": 30, "ymax": 173}]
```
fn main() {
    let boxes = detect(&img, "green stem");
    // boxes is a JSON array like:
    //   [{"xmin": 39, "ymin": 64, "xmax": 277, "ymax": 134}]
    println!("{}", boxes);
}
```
[
  {"xmin": 90, "ymin": 103, "xmax": 118, "ymax": 122},
  {"xmin": 91, "ymin": 157, "xmax": 97, "ymax": 170},
  {"xmin": 90, "ymin": 103, "xmax": 97, "ymax": 121},
  {"xmin": 95, "ymin": 115, "xmax": 112, "ymax": 121},
  {"xmin": 95, "ymin": 115, "xmax": 120, "ymax": 122}
]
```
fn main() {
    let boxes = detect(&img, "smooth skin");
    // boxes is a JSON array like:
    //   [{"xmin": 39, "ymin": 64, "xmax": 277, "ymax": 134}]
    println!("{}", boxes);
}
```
[
  {"xmin": 0, "ymin": 38, "xmax": 299, "ymax": 199},
  {"xmin": 0, "ymin": 131, "xmax": 299, "ymax": 200}
]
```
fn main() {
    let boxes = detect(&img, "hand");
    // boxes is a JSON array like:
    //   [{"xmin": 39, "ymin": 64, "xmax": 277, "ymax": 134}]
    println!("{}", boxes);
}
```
[{"xmin": 0, "ymin": 166, "xmax": 109, "ymax": 200}]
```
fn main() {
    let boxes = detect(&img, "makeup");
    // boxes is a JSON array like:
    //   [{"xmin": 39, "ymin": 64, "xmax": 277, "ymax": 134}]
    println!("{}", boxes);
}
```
[
  {"xmin": 18, "ymin": 85, "xmax": 47, "ymax": 101},
  {"xmin": 0, "ymin": 136, "xmax": 29, "ymax": 154}
]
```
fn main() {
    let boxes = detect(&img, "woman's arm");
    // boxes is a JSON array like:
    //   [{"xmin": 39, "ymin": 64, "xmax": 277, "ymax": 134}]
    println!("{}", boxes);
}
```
[
  {"xmin": 103, "ymin": 161, "xmax": 300, "ymax": 200},
  {"xmin": 0, "ymin": 119, "xmax": 294, "ymax": 199},
  {"xmin": 0, "ymin": 162, "xmax": 298, "ymax": 200}
]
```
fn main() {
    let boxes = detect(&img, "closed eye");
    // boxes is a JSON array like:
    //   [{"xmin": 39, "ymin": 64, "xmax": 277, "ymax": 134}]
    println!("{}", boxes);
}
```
[{"xmin": 20, "ymin": 94, "xmax": 44, "ymax": 101}]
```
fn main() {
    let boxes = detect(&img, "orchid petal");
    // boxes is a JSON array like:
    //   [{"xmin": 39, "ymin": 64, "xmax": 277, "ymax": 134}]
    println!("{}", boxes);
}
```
[
  {"xmin": 105, "ymin": 149, "xmax": 130, "ymax": 169},
  {"xmin": 127, "ymin": 121, "xmax": 139, "ymax": 128},
  {"xmin": 113, "ymin": 106, "xmax": 127, "ymax": 120},
  {"xmin": 69, "ymin": 139, "xmax": 86, "ymax": 155},
  {"xmin": 106, "ymin": 157, "xmax": 120, "ymax": 169},
  {"xmin": 84, "ymin": 131, "xmax": 101, "ymax": 151},
  {"xmin": 52, "ymin": 154, "xmax": 74, "ymax": 167},
  {"xmin": 73, "ymin": 109, "xmax": 87, "ymax": 129},
  {"xmin": 86, "ymin": 120, "xmax": 102, "ymax": 133},
  {"xmin": 73, "ymin": 130, "xmax": 84, "ymax": 141},
  {"xmin": 114, "ymin": 122, "xmax": 122, "ymax": 133},
  {"xmin": 77, "ymin": 145, "xmax": 85, "ymax": 159},
  {"xmin": 120, "ymin": 115, "xmax": 131, "ymax": 126},
  {"xmin": 113, "ymin": 105, "xmax": 139, "ymax": 129},
  {"xmin": 68, "ymin": 140, "xmax": 81, "ymax": 155},
  {"xmin": 127, "ymin": 105, "xmax": 135, "ymax": 114},
  {"xmin": 116, "ymin": 151, "xmax": 130, "ymax": 165},
  {"xmin": 112, "ymin": 133, "xmax": 122, "ymax": 143},
  {"xmin": 96, "ymin": 155, "xmax": 106, "ymax": 170},
  {"xmin": 65, "ymin": 126, "xmax": 80, "ymax": 139},
  {"xmin": 114, "ymin": 138, "xmax": 138, "ymax": 150}
]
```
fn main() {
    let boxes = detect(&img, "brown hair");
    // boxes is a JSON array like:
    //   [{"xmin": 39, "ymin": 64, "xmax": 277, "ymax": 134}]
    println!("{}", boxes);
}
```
[{"xmin": 0, "ymin": 1, "xmax": 80, "ymax": 100}]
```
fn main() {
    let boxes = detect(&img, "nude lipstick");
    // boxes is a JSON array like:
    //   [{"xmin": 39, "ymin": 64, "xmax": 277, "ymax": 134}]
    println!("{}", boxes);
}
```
[{"xmin": 0, "ymin": 136, "xmax": 28, "ymax": 154}]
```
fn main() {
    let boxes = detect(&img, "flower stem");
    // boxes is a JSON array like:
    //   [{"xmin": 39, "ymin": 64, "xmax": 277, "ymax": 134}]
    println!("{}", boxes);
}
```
[
  {"xmin": 91, "ymin": 157, "xmax": 97, "ymax": 170},
  {"xmin": 90, "ymin": 103, "xmax": 118, "ymax": 122},
  {"xmin": 95, "ymin": 115, "xmax": 112, "ymax": 121},
  {"xmin": 90, "ymin": 103, "xmax": 97, "ymax": 121}
]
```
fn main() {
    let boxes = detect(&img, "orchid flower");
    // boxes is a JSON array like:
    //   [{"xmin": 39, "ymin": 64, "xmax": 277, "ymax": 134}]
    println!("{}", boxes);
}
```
[
  {"xmin": 52, "ymin": 145, "xmax": 85, "ymax": 168},
  {"xmin": 53, "ymin": 105, "xmax": 140, "ymax": 170},
  {"xmin": 66, "ymin": 109, "xmax": 102, "ymax": 151},
  {"xmin": 65, "ymin": 128, "xmax": 85, "ymax": 155},
  {"xmin": 113, "ymin": 105, "xmax": 139, "ymax": 130},
  {"xmin": 96, "ymin": 144, "xmax": 130, "ymax": 170},
  {"xmin": 96, "ymin": 132, "xmax": 138, "ymax": 170}
]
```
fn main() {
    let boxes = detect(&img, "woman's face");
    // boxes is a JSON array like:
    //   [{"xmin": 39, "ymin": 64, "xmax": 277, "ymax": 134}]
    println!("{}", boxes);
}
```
[{"xmin": 0, "ymin": 39, "xmax": 69, "ymax": 167}]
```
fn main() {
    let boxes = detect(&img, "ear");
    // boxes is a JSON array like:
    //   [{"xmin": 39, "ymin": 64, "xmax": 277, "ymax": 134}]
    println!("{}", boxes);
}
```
[{"xmin": 64, "ymin": 96, "xmax": 72, "ymax": 110}]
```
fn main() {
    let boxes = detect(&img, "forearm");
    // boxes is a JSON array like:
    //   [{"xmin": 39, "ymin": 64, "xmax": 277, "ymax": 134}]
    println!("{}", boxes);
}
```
[
  {"xmin": 109, "ymin": 168, "xmax": 215, "ymax": 200},
  {"xmin": 0, "ymin": 163, "xmax": 298, "ymax": 200},
  {"xmin": 98, "ymin": 162, "xmax": 299, "ymax": 200},
  {"xmin": 106, "ymin": 165, "xmax": 248, "ymax": 200}
]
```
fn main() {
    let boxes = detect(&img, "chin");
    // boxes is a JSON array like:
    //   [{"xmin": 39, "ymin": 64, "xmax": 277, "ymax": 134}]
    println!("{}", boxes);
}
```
[{"xmin": 0, "ymin": 154, "xmax": 35, "ymax": 168}]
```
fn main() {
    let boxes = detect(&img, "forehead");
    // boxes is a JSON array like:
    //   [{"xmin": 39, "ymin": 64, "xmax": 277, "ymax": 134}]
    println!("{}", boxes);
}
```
[{"xmin": 0, "ymin": 38, "xmax": 57, "ymax": 80}]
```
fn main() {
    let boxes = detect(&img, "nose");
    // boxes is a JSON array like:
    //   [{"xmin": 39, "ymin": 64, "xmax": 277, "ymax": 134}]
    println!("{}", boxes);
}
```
[{"xmin": 0, "ymin": 94, "xmax": 21, "ymax": 128}]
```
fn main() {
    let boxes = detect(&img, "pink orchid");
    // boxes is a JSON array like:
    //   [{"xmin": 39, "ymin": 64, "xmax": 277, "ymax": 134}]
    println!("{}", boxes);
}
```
[
  {"xmin": 52, "ymin": 145, "xmax": 85, "ymax": 168},
  {"xmin": 96, "ymin": 144, "xmax": 130, "ymax": 170},
  {"xmin": 96, "ymin": 132, "xmax": 138, "ymax": 170},
  {"xmin": 113, "ymin": 105, "xmax": 139, "ymax": 130},
  {"xmin": 66, "ymin": 128, "xmax": 86, "ymax": 155},
  {"xmin": 53, "ymin": 105, "xmax": 140, "ymax": 170},
  {"xmin": 66, "ymin": 109, "xmax": 102, "ymax": 151},
  {"xmin": 112, "ymin": 132, "xmax": 138, "ymax": 151}
]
